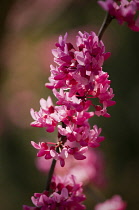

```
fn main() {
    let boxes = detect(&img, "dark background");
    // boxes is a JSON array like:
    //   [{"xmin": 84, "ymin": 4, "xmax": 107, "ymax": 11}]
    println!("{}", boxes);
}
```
[{"xmin": 0, "ymin": 0, "xmax": 139, "ymax": 209}]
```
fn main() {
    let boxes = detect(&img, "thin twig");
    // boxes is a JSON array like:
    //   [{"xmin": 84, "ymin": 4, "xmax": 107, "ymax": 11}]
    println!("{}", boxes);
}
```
[
  {"xmin": 45, "ymin": 158, "xmax": 57, "ymax": 192},
  {"xmin": 45, "ymin": 122, "xmax": 67, "ymax": 192},
  {"xmin": 98, "ymin": 12, "xmax": 114, "ymax": 40}
]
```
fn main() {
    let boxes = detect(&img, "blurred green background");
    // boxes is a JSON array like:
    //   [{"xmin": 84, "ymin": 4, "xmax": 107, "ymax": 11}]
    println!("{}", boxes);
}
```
[{"xmin": 0, "ymin": 0, "xmax": 139, "ymax": 209}]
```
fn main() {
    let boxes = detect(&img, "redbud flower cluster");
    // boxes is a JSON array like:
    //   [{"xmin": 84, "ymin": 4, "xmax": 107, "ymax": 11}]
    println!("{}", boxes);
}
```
[
  {"xmin": 23, "ymin": 175, "xmax": 86, "ymax": 210},
  {"xmin": 22, "ymin": 0, "xmax": 139, "ymax": 207},
  {"xmin": 23, "ymin": 31, "xmax": 116, "ymax": 209},
  {"xmin": 30, "ymin": 31, "xmax": 115, "ymax": 167},
  {"xmin": 98, "ymin": 0, "xmax": 139, "ymax": 31}
]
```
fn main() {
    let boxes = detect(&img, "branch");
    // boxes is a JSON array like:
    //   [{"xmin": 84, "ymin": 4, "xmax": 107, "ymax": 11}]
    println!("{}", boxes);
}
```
[
  {"xmin": 45, "ymin": 158, "xmax": 57, "ymax": 192},
  {"xmin": 98, "ymin": 12, "xmax": 114, "ymax": 40},
  {"xmin": 45, "ymin": 122, "xmax": 67, "ymax": 192}
]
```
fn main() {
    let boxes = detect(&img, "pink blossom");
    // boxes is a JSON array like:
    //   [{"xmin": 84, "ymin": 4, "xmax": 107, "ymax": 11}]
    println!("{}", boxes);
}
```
[
  {"xmin": 30, "ymin": 97, "xmax": 69, "ymax": 132},
  {"xmin": 94, "ymin": 195, "xmax": 127, "ymax": 210},
  {"xmin": 98, "ymin": 0, "xmax": 139, "ymax": 31},
  {"xmin": 31, "ymin": 141, "xmax": 54, "ymax": 159},
  {"xmin": 67, "ymin": 146, "xmax": 88, "ymax": 160},
  {"xmin": 31, "ymin": 141, "xmax": 69, "ymax": 166},
  {"xmin": 53, "ymin": 88, "xmax": 92, "ymax": 112},
  {"xmin": 23, "ymin": 175, "xmax": 86, "ymax": 210},
  {"xmin": 88, "ymin": 125, "xmax": 105, "ymax": 148},
  {"xmin": 56, "ymin": 109, "xmax": 94, "ymax": 131},
  {"xmin": 31, "ymin": 140, "xmax": 89, "ymax": 166},
  {"xmin": 30, "ymin": 97, "xmax": 58, "ymax": 132},
  {"xmin": 58, "ymin": 123, "xmax": 105, "ymax": 148},
  {"xmin": 50, "ymin": 147, "xmax": 69, "ymax": 167}
]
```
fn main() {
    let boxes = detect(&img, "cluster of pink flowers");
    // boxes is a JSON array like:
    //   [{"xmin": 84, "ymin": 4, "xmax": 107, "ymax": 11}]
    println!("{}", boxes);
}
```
[
  {"xmin": 23, "ymin": 31, "xmax": 117, "ymax": 209},
  {"xmin": 23, "ymin": 175, "xmax": 86, "ymax": 210},
  {"xmin": 98, "ymin": 0, "xmax": 139, "ymax": 31},
  {"xmin": 94, "ymin": 195, "xmax": 127, "ymax": 210},
  {"xmin": 30, "ymin": 31, "xmax": 115, "ymax": 167},
  {"xmin": 22, "ymin": 0, "xmax": 139, "ymax": 207},
  {"xmin": 46, "ymin": 31, "xmax": 115, "ymax": 116}
]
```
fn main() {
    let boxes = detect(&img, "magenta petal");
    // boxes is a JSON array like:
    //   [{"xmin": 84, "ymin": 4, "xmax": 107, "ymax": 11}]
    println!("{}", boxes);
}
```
[
  {"xmin": 60, "ymin": 158, "xmax": 65, "ymax": 167},
  {"xmin": 37, "ymin": 150, "xmax": 47, "ymax": 157},
  {"xmin": 31, "ymin": 141, "xmax": 40, "ymax": 149},
  {"xmin": 74, "ymin": 153, "xmax": 86, "ymax": 160}
]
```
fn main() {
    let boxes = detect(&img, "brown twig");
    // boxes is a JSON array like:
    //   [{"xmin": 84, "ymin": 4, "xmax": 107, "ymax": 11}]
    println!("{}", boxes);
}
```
[
  {"xmin": 45, "ymin": 122, "xmax": 67, "ymax": 192},
  {"xmin": 98, "ymin": 12, "xmax": 114, "ymax": 40}
]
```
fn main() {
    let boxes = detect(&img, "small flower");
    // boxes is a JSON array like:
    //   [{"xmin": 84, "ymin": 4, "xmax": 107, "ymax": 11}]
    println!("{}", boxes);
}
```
[
  {"xmin": 50, "ymin": 147, "xmax": 69, "ymax": 167},
  {"xmin": 58, "ymin": 123, "xmax": 104, "ymax": 148},
  {"xmin": 53, "ymin": 88, "xmax": 92, "ymax": 112},
  {"xmin": 94, "ymin": 195, "xmax": 127, "ymax": 210},
  {"xmin": 31, "ymin": 141, "xmax": 53, "ymax": 159},
  {"xmin": 30, "ymin": 97, "xmax": 58, "ymax": 132},
  {"xmin": 30, "ymin": 97, "xmax": 69, "ymax": 133},
  {"xmin": 68, "ymin": 146, "xmax": 88, "ymax": 160},
  {"xmin": 31, "ymin": 139, "xmax": 88, "ymax": 166}
]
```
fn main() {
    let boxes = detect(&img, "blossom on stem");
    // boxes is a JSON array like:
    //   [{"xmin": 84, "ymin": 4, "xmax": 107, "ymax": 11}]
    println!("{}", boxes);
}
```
[
  {"xmin": 98, "ymin": 0, "xmax": 139, "ymax": 31},
  {"xmin": 94, "ymin": 195, "xmax": 127, "ymax": 210},
  {"xmin": 30, "ymin": 96, "xmax": 58, "ymax": 132},
  {"xmin": 58, "ymin": 124, "xmax": 105, "ymax": 148},
  {"xmin": 30, "ymin": 97, "xmax": 70, "ymax": 132},
  {"xmin": 31, "ymin": 141, "xmax": 53, "ymax": 159},
  {"xmin": 23, "ymin": 175, "xmax": 86, "ymax": 210},
  {"xmin": 31, "ymin": 140, "xmax": 88, "ymax": 167},
  {"xmin": 53, "ymin": 88, "xmax": 92, "ymax": 112},
  {"xmin": 31, "ymin": 140, "xmax": 68, "ymax": 167}
]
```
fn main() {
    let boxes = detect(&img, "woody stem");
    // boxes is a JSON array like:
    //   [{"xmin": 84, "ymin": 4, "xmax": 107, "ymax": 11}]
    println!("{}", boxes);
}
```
[
  {"xmin": 98, "ymin": 12, "xmax": 114, "ymax": 40},
  {"xmin": 45, "ymin": 122, "xmax": 67, "ymax": 192}
]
